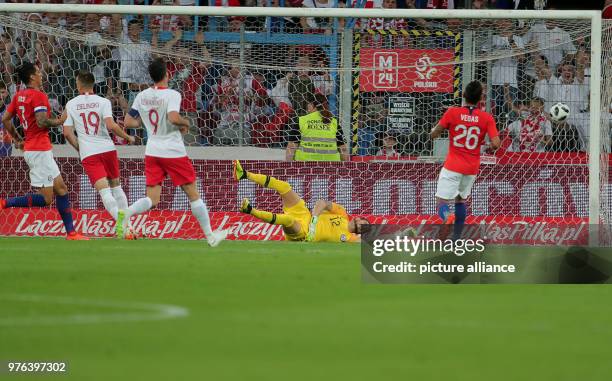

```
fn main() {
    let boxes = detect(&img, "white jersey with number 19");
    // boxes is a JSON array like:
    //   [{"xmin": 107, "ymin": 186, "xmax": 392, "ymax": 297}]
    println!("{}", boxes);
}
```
[
  {"xmin": 131, "ymin": 87, "xmax": 186, "ymax": 158},
  {"xmin": 64, "ymin": 93, "xmax": 115, "ymax": 160}
]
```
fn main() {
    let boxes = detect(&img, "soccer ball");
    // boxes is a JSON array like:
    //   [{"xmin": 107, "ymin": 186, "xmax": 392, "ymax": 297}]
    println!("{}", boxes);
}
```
[{"xmin": 550, "ymin": 103, "xmax": 570, "ymax": 122}]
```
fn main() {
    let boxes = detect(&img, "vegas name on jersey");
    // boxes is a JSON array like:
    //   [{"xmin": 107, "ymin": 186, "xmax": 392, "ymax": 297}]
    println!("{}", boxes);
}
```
[
  {"xmin": 64, "ymin": 93, "xmax": 116, "ymax": 160},
  {"xmin": 7, "ymin": 88, "xmax": 52, "ymax": 151},
  {"xmin": 131, "ymin": 87, "xmax": 186, "ymax": 158},
  {"xmin": 438, "ymin": 106, "xmax": 498, "ymax": 175}
]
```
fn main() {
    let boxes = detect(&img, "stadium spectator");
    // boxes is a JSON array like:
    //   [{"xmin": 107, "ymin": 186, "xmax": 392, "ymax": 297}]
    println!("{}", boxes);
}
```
[
  {"xmin": 376, "ymin": 131, "xmax": 400, "ymax": 158},
  {"xmin": 482, "ymin": 19, "xmax": 525, "ymax": 118},
  {"xmin": 211, "ymin": 62, "xmax": 268, "ymax": 146},
  {"xmin": 523, "ymin": 12, "xmax": 576, "ymax": 76},
  {"xmin": 116, "ymin": 19, "xmax": 155, "ymax": 105},
  {"xmin": 534, "ymin": 61, "xmax": 588, "ymax": 115},
  {"xmin": 0, "ymin": 82, "xmax": 11, "ymax": 157},
  {"xmin": 605, "ymin": 0, "xmax": 612, "ymax": 19},
  {"xmin": 506, "ymin": 97, "xmax": 552, "ymax": 152},
  {"xmin": 163, "ymin": 30, "xmax": 211, "ymax": 146},
  {"xmin": 300, "ymin": 0, "xmax": 344, "ymax": 34},
  {"xmin": 149, "ymin": 0, "xmax": 193, "ymax": 32}
]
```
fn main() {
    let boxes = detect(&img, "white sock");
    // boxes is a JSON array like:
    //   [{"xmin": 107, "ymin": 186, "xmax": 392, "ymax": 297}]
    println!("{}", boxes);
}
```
[
  {"xmin": 99, "ymin": 187, "xmax": 119, "ymax": 220},
  {"xmin": 190, "ymin": 198, "xmax": 214, "ymax": 237},
  {"xmin": 128, "ymin": 197, "xmax": 153, "ymax": 218},
  {"xmin": 111, "ymin": 186, "xmax": 129, "ymax": 210}
]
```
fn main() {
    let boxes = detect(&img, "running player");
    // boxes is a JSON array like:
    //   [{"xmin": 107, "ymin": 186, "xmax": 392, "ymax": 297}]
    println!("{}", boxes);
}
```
[
  {"xmin": 117, "ymin": 57, "xmax": 227, "ymax": 246},
  {"xmin": 63, "ymin": 70, "xmax": 134, "ymax": 222},
  {"xmin": 233, "ymin": 160, "xmax": 370, "ymax": 242},
  {"xmin": 0, "ymin": 62, "xmax": 87, "ymax": 240},
  {"xmin": 430, "ymin": 80, "xmax": 501, "ymax": 239}
]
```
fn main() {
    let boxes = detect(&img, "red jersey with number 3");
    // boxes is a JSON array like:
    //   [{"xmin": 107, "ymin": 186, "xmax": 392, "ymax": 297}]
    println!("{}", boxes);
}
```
[
  {"xmin": 7, "ymin": 88, "xmax": 52, "ymax": 151},
  {"xmin": 438, "ymin": 106, "xmax": 498, "ymax": 175}
]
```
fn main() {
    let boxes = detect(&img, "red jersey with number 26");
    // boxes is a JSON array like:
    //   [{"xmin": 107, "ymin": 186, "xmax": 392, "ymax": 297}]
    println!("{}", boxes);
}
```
[
  {"xmin": 438, "ymin": 106, "xmax": 498, "ymax": 175},
  {"xmin": 7, "ymin": 88, "xmax": 52, "ymax": 151}
]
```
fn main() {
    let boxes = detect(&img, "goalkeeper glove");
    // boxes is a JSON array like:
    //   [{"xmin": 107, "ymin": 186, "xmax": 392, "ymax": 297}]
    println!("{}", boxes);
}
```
[{"xmin": 306, "ymin": 216, "xmax": 319, "ymax": 242}]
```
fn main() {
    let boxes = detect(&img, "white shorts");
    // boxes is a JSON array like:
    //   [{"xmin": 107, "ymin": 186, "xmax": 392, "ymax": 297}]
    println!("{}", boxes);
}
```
[
  {"xmin": 435, "ymin": 168, "xmax": 477, "ymax": 200},
  {"xmin": 24, "ymin": 150, "xmax": 61, "ymax": 188}
]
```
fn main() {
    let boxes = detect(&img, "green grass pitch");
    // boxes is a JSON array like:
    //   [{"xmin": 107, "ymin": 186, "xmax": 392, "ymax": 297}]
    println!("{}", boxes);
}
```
[{"xmin": 1, "ymin": 238, "xmax": 612, "ymax": 381}]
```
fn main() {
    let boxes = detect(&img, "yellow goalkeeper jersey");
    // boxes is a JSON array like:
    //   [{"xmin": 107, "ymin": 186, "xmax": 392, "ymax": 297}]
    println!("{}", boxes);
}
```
[{"xmin": 313, "ymin": 203, "xmax": 358, "ymax": 243}]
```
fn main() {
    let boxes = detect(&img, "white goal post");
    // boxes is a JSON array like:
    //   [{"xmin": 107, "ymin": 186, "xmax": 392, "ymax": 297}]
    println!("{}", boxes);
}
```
[{"xmin": 0, "ymin": 4, "xmax": 607, "ymax": 240}]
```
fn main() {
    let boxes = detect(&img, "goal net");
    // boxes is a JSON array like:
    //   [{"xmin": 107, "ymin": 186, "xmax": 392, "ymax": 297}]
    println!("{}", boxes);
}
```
[{"xmin": 0, "ymin": 5, "xmax": 609, "ymax": 243}]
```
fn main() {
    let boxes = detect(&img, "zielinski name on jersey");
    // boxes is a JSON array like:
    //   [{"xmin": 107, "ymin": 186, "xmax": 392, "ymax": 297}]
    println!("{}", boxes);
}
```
[{"xmin": 76, "ymin": 102, "xmax": 100, "ymax": 110}]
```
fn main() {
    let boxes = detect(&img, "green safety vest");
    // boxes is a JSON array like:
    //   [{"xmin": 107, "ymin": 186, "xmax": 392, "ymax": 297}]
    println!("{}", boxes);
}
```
[{"xmin": 294, "ymin": 111, "xmax": 340, "ymax": 162}]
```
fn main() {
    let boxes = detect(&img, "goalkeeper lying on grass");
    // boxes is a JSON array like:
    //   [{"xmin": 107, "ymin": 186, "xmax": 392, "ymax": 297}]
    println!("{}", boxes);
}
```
[{"xmin": 233, "ymin": 160, "xmax": 370, "ymax": 242}]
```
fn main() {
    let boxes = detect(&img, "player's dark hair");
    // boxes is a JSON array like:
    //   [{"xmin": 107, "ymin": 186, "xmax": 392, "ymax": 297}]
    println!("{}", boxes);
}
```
[
  {"xmin": 356, "ymin": 217, "xmax": 372, "ymax": 235},
  {"xmin": 312, "ymin": 93, "xmax": 333, "ymax": 124},
  {"xmin": 76, "ymin": 70, "xmax": 95, "ymax": 88},
  {"xmin": 148, "ymin": 57, "xmax": 167, "ymax": 83},
  {"xmin": 16, "ymin": 62, "xmax": 37, "ymax": 86},
  {"xmin": 463, "ymin": 81, "xmax": 483, "ymax": 106},
  {"xmin": 0, "ymin": 81, "xmax": 6, "ymax": 90},
  {"xmin": 532, "ymin": 97, "xmax": 545, "ymax": 106}
]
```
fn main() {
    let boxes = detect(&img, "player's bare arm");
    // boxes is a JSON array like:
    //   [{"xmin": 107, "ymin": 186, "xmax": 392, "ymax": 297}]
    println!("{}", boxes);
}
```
[
  {"xmin": 430, "ymin": 124, "xmax": 445, "ymax": 139},
  {"xmin": 489, "ymin": 136, "xmax": 501, "ymax": 151},
  {"xmin": 168, "ymin": 111, "xmax": 190, "ymax": 134},
  {"xmin": 35, "ymin": 110, "xmax": 65, "ymax": 129},
  {"xmin": 62, "ymin": 125, "xmax": 79, "ymax": 152},
  {"xmin": 312, "ymin": 199, "xmax": 333, "ymax": 217},
  {"xmin": 1, "ymin": 110, "xmax": 23, "ymax": 147},
  {"xmin": 105, "ymin": 117, "xmax": 135, "ymax": 144},
  {"xmin": 124, "ymin": 113, "xmax": 142, "ymax": 129}
]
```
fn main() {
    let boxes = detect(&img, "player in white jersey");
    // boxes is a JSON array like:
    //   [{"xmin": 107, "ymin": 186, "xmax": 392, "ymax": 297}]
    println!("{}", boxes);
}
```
[
  {"xmin": 63, "ymin": 70, "xmax": 134, "ymax": 222},
  {"xmin": 117, "ymin": 58, "xmax": 228, "ymax": 247}
]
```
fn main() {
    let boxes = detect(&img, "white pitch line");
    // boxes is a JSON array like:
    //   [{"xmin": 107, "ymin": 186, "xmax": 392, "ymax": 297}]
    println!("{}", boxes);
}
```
[{"xmin": 0, "ymin": 294, "xmax": 189, "ymax": 326}]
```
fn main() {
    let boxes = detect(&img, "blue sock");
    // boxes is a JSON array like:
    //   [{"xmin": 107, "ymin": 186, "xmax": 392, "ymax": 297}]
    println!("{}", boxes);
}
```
[
  {"xmin": 437, "ymin": 203, "xmax": 450, "ymax": 222},
  {"xmin": 453, "ymin": 203, "xmax": 467, "ymax": 239},
  {"xmin": 56, "ymin": 194, "xmax": 75, "ymax": 233},
  {"xmin": 6, "ymin": 194, "xmax": 47, "ymax": 208}
]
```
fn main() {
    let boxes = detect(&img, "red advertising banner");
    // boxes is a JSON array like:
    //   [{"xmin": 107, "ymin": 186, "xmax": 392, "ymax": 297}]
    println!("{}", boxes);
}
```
[
  {"xmin": 0, "ymin": 157, "xmax": 608, "ymax": 240},
  {"xmin": 359, "ymin": 48, "xmax": 456, "ymax": 93}
]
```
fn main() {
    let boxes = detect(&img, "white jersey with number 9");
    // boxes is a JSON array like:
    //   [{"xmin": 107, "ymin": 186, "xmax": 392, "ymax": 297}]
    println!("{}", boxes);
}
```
[{"xmin": 131, "ymin": 87, "xmax": 186, "ymax": 158}]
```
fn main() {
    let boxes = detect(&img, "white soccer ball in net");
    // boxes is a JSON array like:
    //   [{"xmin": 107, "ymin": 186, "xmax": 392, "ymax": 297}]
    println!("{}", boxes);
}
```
[{"xmin": 549, "ymin": 102, "xmax": 571, "ymax": 122}]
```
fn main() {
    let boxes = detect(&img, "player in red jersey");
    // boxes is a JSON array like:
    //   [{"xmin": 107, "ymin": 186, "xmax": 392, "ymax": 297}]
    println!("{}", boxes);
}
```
[
  {"xmin": 0, "ymin": 62, "xmax": 88, "ymax": 240},
  {"xmin": 430, "ymin": 80, "xmax": 501, "ymax": 239}
]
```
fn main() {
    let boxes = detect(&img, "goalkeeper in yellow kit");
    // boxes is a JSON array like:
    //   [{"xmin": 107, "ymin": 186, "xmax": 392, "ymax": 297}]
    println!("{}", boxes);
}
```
[{"xmin": 233, "ymin": 160, "xmax": 370, "ymax": 242}]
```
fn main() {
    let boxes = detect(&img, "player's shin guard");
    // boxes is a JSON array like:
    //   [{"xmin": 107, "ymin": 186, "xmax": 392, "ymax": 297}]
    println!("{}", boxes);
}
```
[
  {"xmin": 453, "ymin": 203, "xmax": 467, "ymax": 240},
  {"xmin": 6, "ymin": 194, "xmax": 47, "ymax": 208},
  {"xmin": 437, "ymin": 203, "xmax": 451, "ymax": 223},
  {"xmin": 99, "ymin": 188, "xmax": 119, "ymax": 220},
  {"xmin": 190, "ymin": 199, "xmax": 214, "ymax": 237},
  {"xmin": 251, "ymin": 208, "xmax": 295, "ymax": 228},
  {"xmin": 110, "ymin": 186, "xmax": 128, "ymax": 210},
  {"xmin": 55, "ymin": 194, "xmax": 75, "ymax": 233},
  {"xmin": 247, "ymin": 173, "xmax": 291, "ymax": 195}
]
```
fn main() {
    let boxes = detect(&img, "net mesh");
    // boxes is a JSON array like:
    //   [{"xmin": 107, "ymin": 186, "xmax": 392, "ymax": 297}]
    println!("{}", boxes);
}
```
[{"xmin": 0, "ymin": 10, "xmax": 609, "ymax": 240}]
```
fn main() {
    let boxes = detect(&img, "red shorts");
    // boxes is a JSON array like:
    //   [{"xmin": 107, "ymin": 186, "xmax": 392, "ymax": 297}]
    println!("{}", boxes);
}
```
[
  {"xmin": 145, "ymin": 155, "xmax": 196, "ymax": 187},
  {"xmin": 82, "ymin": 150, "xmax": 120, "ymax": 186}
]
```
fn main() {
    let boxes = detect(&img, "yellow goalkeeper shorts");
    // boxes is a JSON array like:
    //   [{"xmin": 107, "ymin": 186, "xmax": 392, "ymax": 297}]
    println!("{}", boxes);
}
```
[{"xmin": 283, "ymin": 199, "xmax": 311, "ymax": 241}]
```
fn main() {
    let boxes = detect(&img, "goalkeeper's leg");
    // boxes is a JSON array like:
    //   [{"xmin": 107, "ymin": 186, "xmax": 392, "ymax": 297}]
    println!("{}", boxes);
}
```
[
  {"xmin": 239, "ymin": 198, "xmax": 301, "ymax": 235},
  {"xmin": 233, "ymin": 160, "xmax": 302, "ymax": 209}
]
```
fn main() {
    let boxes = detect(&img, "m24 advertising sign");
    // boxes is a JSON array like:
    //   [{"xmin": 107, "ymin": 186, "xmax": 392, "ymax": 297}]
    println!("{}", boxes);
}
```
[{"xmin": 360, "ymin": 49, "xmax": 455, "ymax": 93}]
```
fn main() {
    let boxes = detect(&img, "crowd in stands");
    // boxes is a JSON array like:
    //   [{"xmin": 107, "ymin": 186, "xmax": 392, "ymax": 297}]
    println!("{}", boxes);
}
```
[{"xmin": 0, "ymin": 0, "xmax": 610, "ymax": 158}]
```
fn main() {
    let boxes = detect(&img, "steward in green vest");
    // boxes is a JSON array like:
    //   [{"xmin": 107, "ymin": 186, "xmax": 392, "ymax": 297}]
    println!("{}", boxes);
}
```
[{"xmin": 288, "ymin": 94, "xmax": 348, "ymax": 162}]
